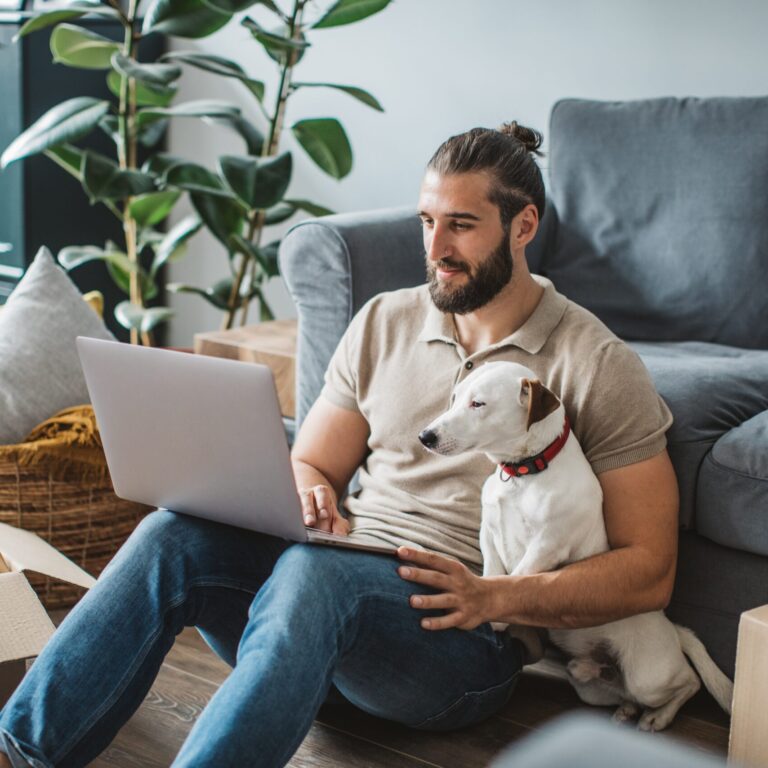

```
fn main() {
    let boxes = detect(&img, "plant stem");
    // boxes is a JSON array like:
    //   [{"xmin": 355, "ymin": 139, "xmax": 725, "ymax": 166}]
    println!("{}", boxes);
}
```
[
  {"xmin": 224, "ymin": 0, "xmax": 307, "ymax": 330},
  {"xmin": 118, "ymin": 0, "xmax": 142, "ymax": 344}
]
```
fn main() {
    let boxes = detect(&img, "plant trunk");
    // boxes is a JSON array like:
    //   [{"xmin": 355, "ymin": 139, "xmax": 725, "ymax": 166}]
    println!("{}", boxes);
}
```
[{"xmin": 222, "ymin": 0, "xmax": 306, "ymax": 330}]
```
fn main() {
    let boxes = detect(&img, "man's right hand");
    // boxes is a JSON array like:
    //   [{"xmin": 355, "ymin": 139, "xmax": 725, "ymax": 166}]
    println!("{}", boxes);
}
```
[{"xmin": 299, "ymin": 484, "xmax": 350, "ymax": 536}]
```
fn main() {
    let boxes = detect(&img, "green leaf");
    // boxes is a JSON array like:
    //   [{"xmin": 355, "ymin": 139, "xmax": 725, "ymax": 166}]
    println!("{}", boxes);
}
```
[
  {"xmin": 50, "ymin": 23, "xmax": 120, "ymax": 69},
  {"xmin": 14, "ymin": 4, "xmax": 118, "ymax": 41},
  {"xmin": 284, "ymin": 198, "xmax": 334, "ymax": 217},
  {"xmin": 258, "ymin": 239, "xmax": 280, "ymax": 277},
  {"xmin": 191, "ymin": 192, "xmax": 244, "ymax": 246},
  {"xmin": 107, "ymin": 70, "xmax": 177, "ymax": 107},
  {"xmin": 291, "ymin": 118, "xmax": 352, "ymax": 179},
  {"xmin": 264, "ymin": 202, "xmax": 296, "ymax": 225},
  {"xmin": 115, "ymin": 302, "xmax": 174, "ymax": 333},
  {"xmin": 129, "ymin": 190, "xmax": 181, "ymax": 228},
  {"xmin": 161, "ymin": 52, "xmax": 264, "ymax": 100},
  {"xmin": 163, "ymin": 162, "xmax": 234, "ymax": 197},
  {"xmin": 151, "ymin": 215, "xmax": 201, "ymax": 278},
  {"xmin": 137, "ymin": 118, "xmax": 169, "ymax": 148},
  {"xmin": 291, "ymin": 82, "xmax": 383, "ymax": 112},
  {"xmin": 313, "ymin": 0, "xmax": 391, "ymax": 28},
  {"xmin": 207, "ymin": 114, "xmax": 263, "ymax": 155},
  {"xmin": 98, "ymin": 113, "xmax": 120, "ymax": 144},
  {"xmin": 81, "ymin": 151, "xmax": 157, "ymax": 202},
  {"xmin": 136, "ymin": 99, "xmax": 241, "ymax": 128},
  {"xmin": 105, "ymin": 260, "xmax": 158, "ymax": 301},
  {"xmin": 167, "ymin": 279, "xmax": 233, "ymax": 310},
  {"xmin": 44, "ymin": 143, "xmax": 85, "ymax": 182},
  {"xmin": 218, "ymin": 152, "xmax": 292, "ymax": 210},
  {"xmin": 111, "ymin": 52, "xmax": 182, "ymax": 86},
  {"xmin": 142, "ymin": 0, "xmax": 231, "ymax": 39},
  {"xmin": 0, "ymin": 97, "xmax": 109, "ymax": 168},
  {"xmin": 58, "ymin": 245, "xmax": 134, "ymax": 274},
  {"xmin": 200, "ymin": 0, "xmax": 260, "ymax": 14},
  {"xmin": 142, "ymin": 153, "xmax": 185, "ymax": 176},
  {"xmin": 241, "ymin": 17, "xmax": 309, "ymax": 63}
]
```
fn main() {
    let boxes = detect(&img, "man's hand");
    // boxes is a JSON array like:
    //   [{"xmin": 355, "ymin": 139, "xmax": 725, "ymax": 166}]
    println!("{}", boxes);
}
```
[
  {"xmin": 397, "ymin": 547, "xmax": 496, "ymax": 630},
  {"xmin": 299, "ymin": 484, "xmax": 350, "ymax": 536}
]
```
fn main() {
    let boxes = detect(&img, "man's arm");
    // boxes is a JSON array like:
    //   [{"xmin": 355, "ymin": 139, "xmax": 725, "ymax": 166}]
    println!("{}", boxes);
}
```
[
  {"xmin": 397, "ymin": 450, "xmax": 679, "ymax": 631},
  {"xmin": 291, "ymin": 397, "xmax": 370, "ymax": 534}
]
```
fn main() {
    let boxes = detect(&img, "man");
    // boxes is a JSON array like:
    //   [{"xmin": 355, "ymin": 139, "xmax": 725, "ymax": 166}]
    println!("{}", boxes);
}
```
[{"xmin": 0, "ymin": 123, "xmax": 677, "ymax": 767}]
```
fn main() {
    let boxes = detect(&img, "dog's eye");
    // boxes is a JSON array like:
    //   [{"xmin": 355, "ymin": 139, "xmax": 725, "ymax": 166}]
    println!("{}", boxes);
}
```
[{"xmin": 470, "ymin": 400, "xmax": 485, "ymax": 409}]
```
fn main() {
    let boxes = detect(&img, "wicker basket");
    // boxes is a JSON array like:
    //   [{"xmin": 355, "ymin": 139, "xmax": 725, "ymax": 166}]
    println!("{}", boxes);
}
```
[{"xmin": 0, "ymin": 407, "xmax": 151, "ymax": 609}]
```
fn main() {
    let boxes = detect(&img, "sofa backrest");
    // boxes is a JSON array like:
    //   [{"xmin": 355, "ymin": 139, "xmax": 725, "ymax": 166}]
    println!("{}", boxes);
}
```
[{"xmin": 543, "ymin": 97, "xmax": 768, "ymax": 350}]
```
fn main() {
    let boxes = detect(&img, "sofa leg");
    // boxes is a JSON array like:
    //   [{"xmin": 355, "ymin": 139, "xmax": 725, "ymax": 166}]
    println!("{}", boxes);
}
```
[{"xmin": 729, "ymin": 604, "xmax": 768, "ymax": 766}]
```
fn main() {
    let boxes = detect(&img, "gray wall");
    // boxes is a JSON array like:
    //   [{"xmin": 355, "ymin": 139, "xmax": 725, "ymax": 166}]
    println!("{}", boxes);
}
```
[{"xmin": 166, "ymin": 0, "xmax": 768, "ymax": 346}]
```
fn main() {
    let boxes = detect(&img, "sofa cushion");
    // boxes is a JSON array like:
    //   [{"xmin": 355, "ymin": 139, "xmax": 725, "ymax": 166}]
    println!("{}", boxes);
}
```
[
  {"xmin": 696, "ymin": 411, "xmax": 768, "ymax": 556},
  {"xmin": 545, "ymin": 97, "xmax": 768, "ymax": 349},
  {"xmin": 0, "ymin": 247, "xmax": 114, "ymax": 445},
  {"xmin": 629, "ymin": 340, "xmax": 768, "ymax": 528}
]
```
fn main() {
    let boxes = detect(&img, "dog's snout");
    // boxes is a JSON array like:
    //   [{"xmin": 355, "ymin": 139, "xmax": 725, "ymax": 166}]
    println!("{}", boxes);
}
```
[{"xmin": 418, "ymin": 429, "xmax": 438, "ymax": 449}]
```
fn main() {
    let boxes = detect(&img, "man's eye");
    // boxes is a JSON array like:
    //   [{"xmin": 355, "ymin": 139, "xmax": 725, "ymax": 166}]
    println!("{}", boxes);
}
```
[
  {"xmin": 420, "ymin": 218, "xmax": 434, "ymax": 228},
  {"xmin": 470, "ymin": 401, "xmax": 485, "ymax": 409}
]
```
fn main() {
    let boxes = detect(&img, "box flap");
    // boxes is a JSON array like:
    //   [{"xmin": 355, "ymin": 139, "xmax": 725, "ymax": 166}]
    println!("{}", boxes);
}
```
[
  {"xmin": 0, "ymin": 572, "xmax": 56, "ymax": 664},
  {"xmin": 0, "ymin": 522, "xmax": 96, "ymax": 589}
]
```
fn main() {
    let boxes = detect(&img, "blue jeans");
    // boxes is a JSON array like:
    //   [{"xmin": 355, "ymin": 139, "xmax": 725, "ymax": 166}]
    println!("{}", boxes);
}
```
[{"xmin": 0, "ymin": 510, "xmax": 523, "ymax": 767}]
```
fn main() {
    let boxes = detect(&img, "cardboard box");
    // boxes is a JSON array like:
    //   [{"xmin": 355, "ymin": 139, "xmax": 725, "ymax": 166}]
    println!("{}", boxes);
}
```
[{"xmin": 0, "ymin": 522, "xmax": 95, "ymax": 707}]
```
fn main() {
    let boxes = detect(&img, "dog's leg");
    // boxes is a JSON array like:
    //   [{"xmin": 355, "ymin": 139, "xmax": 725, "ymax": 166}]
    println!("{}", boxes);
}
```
[
  {"xmin": 510, "ymin": 536, "xmax": 565, "ymax": 576},
  {"xmin": 612, "ymin": 701, "xmax": 640, "ymax": 724},
  {"xmin": 637, "ymin": 672, "xmax": 700, "ymax": 732}
]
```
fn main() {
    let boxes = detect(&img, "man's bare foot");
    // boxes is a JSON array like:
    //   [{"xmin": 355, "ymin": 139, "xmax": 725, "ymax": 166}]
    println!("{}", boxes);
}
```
[{"xmin": 0, "ymin": 750, "xmax": 12, "ymax": 768}]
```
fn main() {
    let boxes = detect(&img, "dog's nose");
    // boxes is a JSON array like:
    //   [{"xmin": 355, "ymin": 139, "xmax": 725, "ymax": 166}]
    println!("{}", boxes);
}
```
[{"xmin": 418, "ymin": 429, "xmax": 438, "ymax": 448}]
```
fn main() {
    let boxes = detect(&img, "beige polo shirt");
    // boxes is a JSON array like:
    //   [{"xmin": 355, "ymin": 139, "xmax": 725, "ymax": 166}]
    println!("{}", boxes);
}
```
[{"xmin": 321, "ymin": 275, "xmax": 673, "ymax": 573}]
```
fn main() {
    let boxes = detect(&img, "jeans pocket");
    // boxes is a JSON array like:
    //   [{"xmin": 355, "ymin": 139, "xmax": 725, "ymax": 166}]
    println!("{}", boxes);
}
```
[{"xmin": 410, "ymin": 670, "xmax": 521, "ymax": 733}]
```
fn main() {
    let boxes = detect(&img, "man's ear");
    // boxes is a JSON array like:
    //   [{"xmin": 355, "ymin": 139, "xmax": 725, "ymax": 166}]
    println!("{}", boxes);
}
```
[{"xmin": 520, "ymin": 378, "xmax": 560, "ymax": 431}]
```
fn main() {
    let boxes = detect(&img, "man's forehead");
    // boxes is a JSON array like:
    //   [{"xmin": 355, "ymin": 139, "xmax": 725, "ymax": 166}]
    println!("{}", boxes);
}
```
[{"xmin": 417, "ymin": 170, "xmax": 497, "ymax": 217}]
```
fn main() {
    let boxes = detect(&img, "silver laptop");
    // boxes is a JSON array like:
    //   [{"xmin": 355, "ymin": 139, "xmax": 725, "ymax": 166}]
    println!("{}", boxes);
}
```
[{"xmin": 76, "ymin": 336, "xmax": 396, "ymax": 556}]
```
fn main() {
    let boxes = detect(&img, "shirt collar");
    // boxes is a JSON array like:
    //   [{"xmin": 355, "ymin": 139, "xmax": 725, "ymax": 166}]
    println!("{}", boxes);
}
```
[{"xmin": 417, "ymin": 275, "xmax": 568, "ymax": 355}]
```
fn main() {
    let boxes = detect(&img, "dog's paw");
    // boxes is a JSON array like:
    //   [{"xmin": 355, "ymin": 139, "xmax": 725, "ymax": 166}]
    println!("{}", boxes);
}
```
[
  {"xmin": 612, "ymin": 702, "xmax": 639, "ymax": 724},
  {"xmin": 638, "ymin": 707, "xmax": 674, "ymax": 733}
]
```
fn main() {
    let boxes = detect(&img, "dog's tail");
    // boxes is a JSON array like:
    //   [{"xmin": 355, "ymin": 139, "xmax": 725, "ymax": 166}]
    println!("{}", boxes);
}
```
[{"xmin": 675, "ymin": 625, "xmax": 733, "ymax": 714}]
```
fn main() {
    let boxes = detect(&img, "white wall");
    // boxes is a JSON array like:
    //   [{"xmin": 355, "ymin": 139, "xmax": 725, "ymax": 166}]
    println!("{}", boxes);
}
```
[{"xmin": 166, "ymin": 0, "xmax": 768, "ymax": 346}]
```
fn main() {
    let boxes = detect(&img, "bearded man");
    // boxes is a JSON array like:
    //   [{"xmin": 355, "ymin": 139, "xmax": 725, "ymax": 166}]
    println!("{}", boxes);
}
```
[{"xmin": 0, "ymin": 123, "xmax": 676, "ymax": 768}]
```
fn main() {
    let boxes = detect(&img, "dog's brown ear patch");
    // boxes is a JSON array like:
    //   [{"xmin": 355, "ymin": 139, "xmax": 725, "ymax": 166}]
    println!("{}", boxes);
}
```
[{"xmin": 521, "ymin": 378, "xmax": 560, "ymax": 431}]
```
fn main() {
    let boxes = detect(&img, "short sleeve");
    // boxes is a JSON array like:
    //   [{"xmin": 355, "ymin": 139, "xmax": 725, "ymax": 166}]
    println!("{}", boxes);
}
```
[
  {"xmin": 320, "ymin": 307, "xmax": 366, "ymax": 413},
  {"xmin": 576, "ymin": 341, "xmax": 673, "ymax": 475}
]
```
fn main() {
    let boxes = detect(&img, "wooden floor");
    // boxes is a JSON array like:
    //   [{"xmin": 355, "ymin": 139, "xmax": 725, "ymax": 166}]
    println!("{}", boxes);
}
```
[{"xmin": 71, "ymin": 625, "xmax": 730, "ymax": 767}]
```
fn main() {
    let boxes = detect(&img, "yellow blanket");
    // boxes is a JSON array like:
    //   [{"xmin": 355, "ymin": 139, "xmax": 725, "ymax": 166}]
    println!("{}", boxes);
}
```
[{"xmin": 0, "ymin": 405, "xmax": 107, "ymax": 480}]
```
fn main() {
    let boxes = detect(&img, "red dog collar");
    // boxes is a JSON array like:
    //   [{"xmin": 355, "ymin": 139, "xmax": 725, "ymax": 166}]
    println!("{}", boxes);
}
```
[{"xmin": 499, "ymin": 416, "xmax": 571, "ymax": 479}]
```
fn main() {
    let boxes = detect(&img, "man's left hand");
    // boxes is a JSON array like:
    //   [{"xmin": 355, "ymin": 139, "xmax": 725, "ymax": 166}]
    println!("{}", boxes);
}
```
[{"xmin": 397, "ymin": 547, "xmax": 496, "ymax": 631}]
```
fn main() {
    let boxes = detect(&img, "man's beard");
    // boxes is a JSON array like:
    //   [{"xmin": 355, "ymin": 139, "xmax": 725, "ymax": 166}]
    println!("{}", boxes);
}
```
[{"xmin": 427, "ymin": 233, "xmax": 513, "ymax": 314}]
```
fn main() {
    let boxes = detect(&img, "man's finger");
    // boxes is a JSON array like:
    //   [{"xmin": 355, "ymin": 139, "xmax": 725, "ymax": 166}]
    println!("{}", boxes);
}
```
[
  {"xmin": 331, "ymin": 514, "xmax": 350, "ymax": 537},
  {"xmin": 397, "ymin": 547, "xmax": 460, "ymax": 574},
  {"xmin": 419, "ymin": 611, "xmax": 463, "ymax": 631},
  {"xmin": 398, "ymin": 565, "xmax": 451, "ymax": 590},
  {"xmin": 301, "ymin": 489, "xmax": 317, "ymax": 526},
  {"xmin": 409, "ymin": 593, "xmax": 457, "ymax": 611},
  {"xmin": 313, "ymin": 485, "xmax": 334, "ymax": 522}
]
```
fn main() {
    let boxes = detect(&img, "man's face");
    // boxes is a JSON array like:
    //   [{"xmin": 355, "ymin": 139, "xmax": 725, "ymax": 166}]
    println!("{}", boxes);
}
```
[{"xmin": 417, "ymin": 171, "xmax": 512, "ymax": 315}]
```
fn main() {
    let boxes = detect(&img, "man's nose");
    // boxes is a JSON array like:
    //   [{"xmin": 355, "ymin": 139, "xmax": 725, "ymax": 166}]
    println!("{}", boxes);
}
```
[
  {"xmin": 418, "ymin": 429, "xmax": 438, "ymax": 448},
  {"xmin": 426, "ymin": 226, "xmax": 453, "ymax": 263}
]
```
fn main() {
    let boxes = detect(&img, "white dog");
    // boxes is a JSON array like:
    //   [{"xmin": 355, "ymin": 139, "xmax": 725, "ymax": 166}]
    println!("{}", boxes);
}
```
[{"xmin": 418, "ymin": 361, "xmax": 733, "ymax": 731}]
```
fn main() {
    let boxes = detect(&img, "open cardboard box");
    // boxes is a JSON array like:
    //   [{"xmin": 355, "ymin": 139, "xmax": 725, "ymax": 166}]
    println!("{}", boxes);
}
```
[{"xmin": 0, "ymin": 522, "xmax": 96, "ymax": 707}]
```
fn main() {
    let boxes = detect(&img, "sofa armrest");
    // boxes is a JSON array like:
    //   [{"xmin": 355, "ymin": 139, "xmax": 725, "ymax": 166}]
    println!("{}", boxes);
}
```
[{"xmin": 279, "ymin": 207, "xmax": 423, "ymax": 428}]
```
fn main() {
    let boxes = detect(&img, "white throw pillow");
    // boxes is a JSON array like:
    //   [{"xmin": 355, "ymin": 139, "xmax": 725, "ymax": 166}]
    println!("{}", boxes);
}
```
[{"xmin": 0, "ymin": 247, "xmax": 115, "ymax": 445}]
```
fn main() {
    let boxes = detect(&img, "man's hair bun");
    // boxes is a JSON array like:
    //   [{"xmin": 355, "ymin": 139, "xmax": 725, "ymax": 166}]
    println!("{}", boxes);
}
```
[{"xmin": 498, "ymin": 121, "xmax": 544, "ymax": 156}]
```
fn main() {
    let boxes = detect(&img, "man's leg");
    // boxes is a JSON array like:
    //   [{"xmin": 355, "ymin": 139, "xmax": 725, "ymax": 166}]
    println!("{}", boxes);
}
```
[
  {"xmin": 172, "ymin": 544, "xmax": 524, "ymax": 767},
  {"xmin": 0, "ymin": 510, "xmax": 289, "ymax": 768}
]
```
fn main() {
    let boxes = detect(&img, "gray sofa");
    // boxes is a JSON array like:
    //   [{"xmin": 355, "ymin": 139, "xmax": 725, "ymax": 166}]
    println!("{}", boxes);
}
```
[{"xmin": 279, "ymin": 96, "xmax": 768, "ymax": 678}]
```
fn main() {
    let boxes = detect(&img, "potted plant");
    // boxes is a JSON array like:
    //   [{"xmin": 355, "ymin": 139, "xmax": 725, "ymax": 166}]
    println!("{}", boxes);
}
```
[{"xmin": 0, "ymin": 0, "xmax": 391, "ymax": 343}]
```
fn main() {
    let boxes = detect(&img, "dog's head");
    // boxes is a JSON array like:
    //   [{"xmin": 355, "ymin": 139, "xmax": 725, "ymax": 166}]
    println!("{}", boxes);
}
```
[{"xmin": 418, "ymin": 361, "xmax": 563, "ymax": 459}]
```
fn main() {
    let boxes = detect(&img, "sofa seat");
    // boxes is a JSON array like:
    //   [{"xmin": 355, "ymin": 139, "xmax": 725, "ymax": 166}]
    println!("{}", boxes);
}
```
[
  {"xmin": 629, "ymin": 341, "xmax": 768, "ymax": 528},
  {"xmin": 696, "ymin": 410, "xmax": 768, "ymax": 556}
]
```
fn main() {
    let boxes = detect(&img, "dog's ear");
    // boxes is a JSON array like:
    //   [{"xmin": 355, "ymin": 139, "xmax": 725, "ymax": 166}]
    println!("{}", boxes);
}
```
[{"xmin": 521, "ymin": 378, "xmax": 560, "ymax": 431}]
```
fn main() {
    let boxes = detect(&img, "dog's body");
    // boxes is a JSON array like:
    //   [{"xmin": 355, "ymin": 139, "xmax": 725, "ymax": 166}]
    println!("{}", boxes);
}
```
[{"xmin": 419, "ymin": 361, "xmax": 733, "ymax": 731}]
